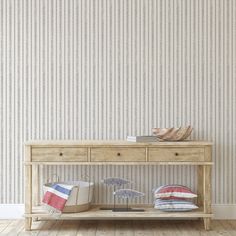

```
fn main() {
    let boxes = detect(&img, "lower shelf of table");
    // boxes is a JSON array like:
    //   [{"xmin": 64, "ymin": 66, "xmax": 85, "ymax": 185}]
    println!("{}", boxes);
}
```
[{"xmin": 25, "ymin": 205, "xmax": 213, "ymax": 220}]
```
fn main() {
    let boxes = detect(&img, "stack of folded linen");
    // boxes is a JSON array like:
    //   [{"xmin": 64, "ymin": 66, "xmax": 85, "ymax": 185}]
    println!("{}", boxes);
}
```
[{"xmin": 153, "ymin": 185, "xmax": 198, "ymax": 212}]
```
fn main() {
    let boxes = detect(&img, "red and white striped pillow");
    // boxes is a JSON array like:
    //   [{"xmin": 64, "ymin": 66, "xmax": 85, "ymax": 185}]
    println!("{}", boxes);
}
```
[{"xmin": 154, "ymin": 185, "xmax": 197, "ymax": 199}]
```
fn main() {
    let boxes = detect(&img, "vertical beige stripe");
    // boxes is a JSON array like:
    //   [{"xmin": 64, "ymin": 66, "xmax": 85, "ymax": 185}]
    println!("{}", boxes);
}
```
[{"xmin": 0, "ymin": 0, "xmax": 235, "ymax": 205}]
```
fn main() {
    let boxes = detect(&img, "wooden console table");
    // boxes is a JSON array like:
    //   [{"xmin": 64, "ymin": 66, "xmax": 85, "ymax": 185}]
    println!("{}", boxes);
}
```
[{"xmin": 24, "ymin": 140, "xmax": 213, "ymax": 231}]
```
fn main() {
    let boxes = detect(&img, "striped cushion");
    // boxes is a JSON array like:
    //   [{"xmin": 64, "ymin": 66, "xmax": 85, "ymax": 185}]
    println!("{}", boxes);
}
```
[
  {"xmin": 154, "ymin": 199, "xmax": 198, "ymax": 212},
  {"xmin": 154, "ymin": 185, "xmax": 197, "ymax": 199}
]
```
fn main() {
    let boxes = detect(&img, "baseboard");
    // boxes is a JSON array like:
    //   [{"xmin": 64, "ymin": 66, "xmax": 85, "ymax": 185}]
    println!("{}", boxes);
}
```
[
  {"xmin": 212, "ymin": 204, "xmax": 236, "ymax": 219},
  {"xmin": 0, "ymin": 204, "xmax": 236, "ymax": 219},
  {"xmin": 0, "ymin": 204, "xmax": 24, "ymax": 219}
]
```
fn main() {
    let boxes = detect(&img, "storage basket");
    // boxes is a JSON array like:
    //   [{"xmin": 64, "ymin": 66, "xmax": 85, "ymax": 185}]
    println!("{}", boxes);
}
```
[{"xmin": 43, "ymin": 180, "xmax": 94, "ymax": 213}]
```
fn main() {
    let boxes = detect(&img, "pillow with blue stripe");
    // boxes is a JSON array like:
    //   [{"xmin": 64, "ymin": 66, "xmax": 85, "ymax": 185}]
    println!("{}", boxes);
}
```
[{"xmin": 154, "ymin": 199, "xmax": 198, "ymax": 212}]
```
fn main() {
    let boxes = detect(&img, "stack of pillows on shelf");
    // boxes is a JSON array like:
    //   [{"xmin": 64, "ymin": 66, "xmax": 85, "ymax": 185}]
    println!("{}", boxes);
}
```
[{"xmin": 153, "ymin": 185, "xmax": 198, "ymax": 211}]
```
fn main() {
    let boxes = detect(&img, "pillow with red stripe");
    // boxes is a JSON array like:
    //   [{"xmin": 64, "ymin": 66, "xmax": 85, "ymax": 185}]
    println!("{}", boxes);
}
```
[
  {"xmin": 159, "ymin": 196, "xmax": 191, "ymax": 201},
  {"xmin": 154, "ymin": 185, "xmax": 197, "ymax": 199}
]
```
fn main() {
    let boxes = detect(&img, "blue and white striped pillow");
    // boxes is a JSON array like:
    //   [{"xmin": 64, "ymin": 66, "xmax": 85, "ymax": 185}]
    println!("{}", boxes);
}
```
[{"xmin": 154, "ymin": 199, "xmax": 198, "ymax": 212}]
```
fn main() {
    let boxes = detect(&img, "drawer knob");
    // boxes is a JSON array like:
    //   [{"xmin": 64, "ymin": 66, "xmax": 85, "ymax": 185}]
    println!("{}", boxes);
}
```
[
  {"xmin": 175, "ymin": 153, "xmax": 179, "ymax": 156},
  {"xmin": 117, "ymin": 153, "xmax": 121, "ymax": 156},
  {"xmin": 59, "ymin": 152, "xmax": 63, "ymax": 156}
]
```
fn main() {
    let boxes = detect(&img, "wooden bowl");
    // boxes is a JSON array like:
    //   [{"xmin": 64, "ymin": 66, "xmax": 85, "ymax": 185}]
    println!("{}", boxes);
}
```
[{"xmin": 152, "ymin": 126, "xmax": 193, "ymax": 141}]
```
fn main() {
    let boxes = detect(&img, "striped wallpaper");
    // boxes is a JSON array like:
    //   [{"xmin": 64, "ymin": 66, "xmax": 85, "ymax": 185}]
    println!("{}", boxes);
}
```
[{"xmin": 0, "ymin": 0, "xmax": 235, "ymax": 205}]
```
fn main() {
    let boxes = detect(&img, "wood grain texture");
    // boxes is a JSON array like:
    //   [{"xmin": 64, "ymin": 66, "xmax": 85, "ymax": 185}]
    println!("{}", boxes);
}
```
[
  {"xmin": 24, "ymin": 145, "xmax": 32, "ymax": 231},
  {"xmin": 32, "ymin": 147, "xmax": 88, "ymax": 162},
  {"xmin": 1, "ymin": 220, "xmax": 236, "ymax": 235},
  {"xmin": 25, "ymin": 161, "xmax": 214, "ymax": 166},
  {"xmin": 197, "ymin": 166, "xmax": 204, "ymax": 208},
  {"xmin": 25, "ymin": 140, "xmax": 213, "ymax": 146},
  {"xmin": 25, "ymin": 141, "xmax": 212, "ymax": 231},
  {"xmin": 149, "ymin": 147, "xmax": 205, "ymax": 162},
  {"xmin": 203, "ymin": 165, "xmax": 212, "ymax": 230},
  {"xmin": 91, "ymin": 147, "xmax": 146, "ymax": 162},
  {"xmin": 25, "ymin": 206, "xmax": 213, "ymax": 220},
  {"xmin": 32, "ymin": 165, "xmax": 40, "ymax": 207}
]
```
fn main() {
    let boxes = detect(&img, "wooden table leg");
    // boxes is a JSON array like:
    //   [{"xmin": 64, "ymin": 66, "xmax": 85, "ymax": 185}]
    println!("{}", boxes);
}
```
[
  {"xmin": 25, "ymin": 146, "xmax": 32, "ymax": 231},
  {"xmin": 204, "ymin": 218, "xmax": 211, "ymax": 231},
  {"xmin": 25, "ymin": 217, "xmax": 32, "ymax": 231},
  {"xmin": 33, "ymin": 165, "xmax": 40, "ymax": 206},
  {"xmin": 203, "ymin": 165, "xmax": 212, "ymax": 230},
  {"xmin": 197, "ymin": 166, "xmax": 204, "ymax": 207}
]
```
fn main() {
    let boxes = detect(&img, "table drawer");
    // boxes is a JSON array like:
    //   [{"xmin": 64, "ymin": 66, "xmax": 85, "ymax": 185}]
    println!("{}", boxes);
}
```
[
  {"xmin": 32, "ymin": 147, "xmax": 88, "ymax": 162},
  {"xmin": 149, "ymin": 147, "xmax": 205, "ymax": 162},
  {"xmin": 91, "ymin": 147, "xmax": 146, "ymax": 162}
]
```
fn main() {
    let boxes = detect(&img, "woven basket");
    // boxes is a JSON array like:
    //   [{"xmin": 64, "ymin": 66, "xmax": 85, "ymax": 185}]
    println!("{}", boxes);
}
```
[{"xmin": 43, "ymin": 180, "xmax": 94, "ymax": 213}]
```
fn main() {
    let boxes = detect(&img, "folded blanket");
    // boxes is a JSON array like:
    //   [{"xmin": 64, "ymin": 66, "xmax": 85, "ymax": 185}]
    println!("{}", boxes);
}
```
[{"xmin": 42, "ymin": 183, "xmax": 74, "ymax": 215}]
